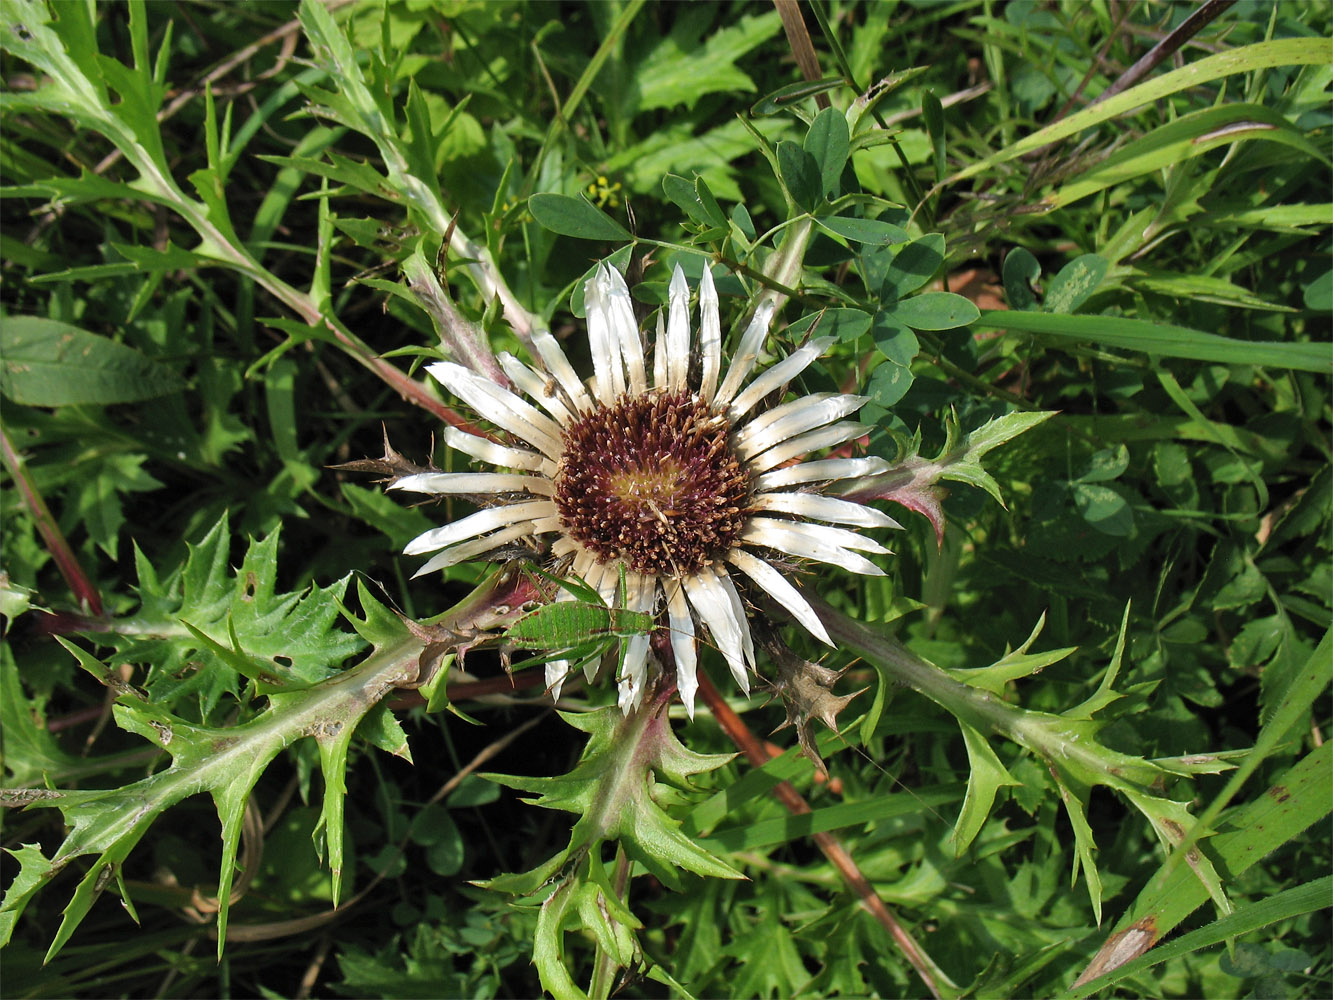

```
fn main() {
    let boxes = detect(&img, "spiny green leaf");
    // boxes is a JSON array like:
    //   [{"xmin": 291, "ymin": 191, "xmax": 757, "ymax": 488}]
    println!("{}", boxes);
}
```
[
  {"xmin": 0, "ymin": 645, "xmax": 90, "ymax": 787},
  {"xmin": 953, "ymin": 723, "xmax": 1019, "ymax": 855},
  {"xmin": 100, "ymin": 516, "xmax": 365, "ymax": 714},
  {"xmin": 482, "ymin": 702, "xmax": 739, "ymax": 896},
  {"xmin": 2, "ymin": 624, "xmax": 423, "ymax": 960}
]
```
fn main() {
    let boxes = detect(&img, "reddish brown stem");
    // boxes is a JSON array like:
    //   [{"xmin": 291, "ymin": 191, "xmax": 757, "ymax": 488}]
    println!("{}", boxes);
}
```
[
  {"xmin": 2, "ymin": 425, "xmax": 103, "ymax": 616},
  {"xmin": 697, "ymin": 671, "xmax": 947, "ymax": 999},
  {"xmin": 773, "ymin": 0, "xmax": 831, "ymax": 111},
  {"xmin": 1089, "ymin": 0, "xmax": 1238, "ymax": 108}
]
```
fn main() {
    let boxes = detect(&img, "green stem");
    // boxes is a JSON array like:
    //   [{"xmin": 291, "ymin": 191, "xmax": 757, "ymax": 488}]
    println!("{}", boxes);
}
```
[
  {"xmin": 758, "ymin": 215, "xmax": 814, "ymax": 316},
  {"xmin": 814, "ymin": 597, "xmax": 1167, "ymax": 792},
  {"xmin": 586, "ymin": 844, "xmax": 632, "ymax": 1000}
]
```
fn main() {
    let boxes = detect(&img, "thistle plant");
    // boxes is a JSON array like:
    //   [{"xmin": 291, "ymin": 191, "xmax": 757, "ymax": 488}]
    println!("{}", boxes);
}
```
[{"xmin": 2, "ymin": 2, "xmax": 1330, "ymax": 998}]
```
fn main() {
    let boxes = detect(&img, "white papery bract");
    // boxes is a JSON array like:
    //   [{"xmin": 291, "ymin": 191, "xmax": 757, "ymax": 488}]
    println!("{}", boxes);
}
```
[{"xmin": 393, "ymin": 263, "xmax": 897, "ymax": 716}]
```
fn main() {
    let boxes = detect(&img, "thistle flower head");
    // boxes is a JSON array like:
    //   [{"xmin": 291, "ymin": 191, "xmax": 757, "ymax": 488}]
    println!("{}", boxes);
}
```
[{"xmin": 393, "ymin": 262, "xmax": 896, "ymax": 716}]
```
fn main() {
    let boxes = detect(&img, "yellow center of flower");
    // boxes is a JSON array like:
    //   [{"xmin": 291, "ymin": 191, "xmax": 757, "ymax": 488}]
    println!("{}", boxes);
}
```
[{"xmin": 553, "ymin": 389, "xmax": 751, "ymax": 577}]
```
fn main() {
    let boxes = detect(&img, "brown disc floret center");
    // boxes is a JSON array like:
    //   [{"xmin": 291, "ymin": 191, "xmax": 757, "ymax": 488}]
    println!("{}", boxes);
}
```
[{"xmin": 554, "ymin": 388, "xmax": 750, "ymax": 576}]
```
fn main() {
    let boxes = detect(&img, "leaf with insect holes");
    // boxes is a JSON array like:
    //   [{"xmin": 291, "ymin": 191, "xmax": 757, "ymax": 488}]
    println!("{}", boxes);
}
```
[
  {"xmin": 0, "ymin": 560, "xmax": 416, "ymax": 961},
  {"xmin": 94, "ymin": 513, "xmax": 366, "ymax": 717}
]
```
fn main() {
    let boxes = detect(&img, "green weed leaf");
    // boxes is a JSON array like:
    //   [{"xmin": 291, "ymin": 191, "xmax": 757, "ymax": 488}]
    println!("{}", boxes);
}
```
[
  {"xmin": 1003, "ymin": 248, "xmax": 1041, "ymax": 310},
  {"xmin": 776, "ymin": 140, "xmax": 821, "ymax": 212},
  {"xmin": 804, "ymin": 106, "xmax": 849, "ymax": 201},
  {"xmin": 814, "ymin": 215, "xmax": 910, "ymax": 246},
  {"xmin": 1044, "ymin": 254, "xmax": 1108, "ymax": 313},
  {"xmin": 882, "ymin": 233, "xmax": 945, "ymax": 298},
  {"xmin": 528, "ymin": 193, "xmax": 632, "ymax": 241},
  {"xmin": 975, "ymin": 310, "xmax": 1332, "ymax": 373},
  {"xmin": 634, "ymin": 9, "xmax": 781, "ymax": 112},
  {"xmin": 1, "ymin": 317, "xmax": 185, "ymax": 405},
  {"xmin": 890, "ymin": 291, "xmax": 981, "ymax": 331}
]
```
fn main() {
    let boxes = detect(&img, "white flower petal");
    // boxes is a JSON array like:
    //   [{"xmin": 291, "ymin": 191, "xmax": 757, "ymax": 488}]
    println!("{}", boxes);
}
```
[
  {"xmin": 725, "ymin": 548, "xmax": 832, "ymax": 645},
  {"xmin": 578, "ymin": 560, "xmax": 615, "ymax": 682},
  {"xmin": 614, "ymin": 579, "xmax": 656, "ymax": 712},
  {"xmin": 755, "ymin": 515, "xmax": 889, "ymax": 554},
  {"xmin": 602, "ymin": 264, "xmax": 647, "ymax": 395},
  {"xmin": 742, "ymin": 516, "xmax": 888, "ymax": 575},
  {"xmin": 565, "ymin": 544, "xmax": 600, "ymax": 580},
  {"xmin": 617, "ymin": 673, "xmax": 639, "ymax": 712},
  {"xmin": 586, "ymin": 264, "xmax": 627, "ymax": 403},
  {"xmin": 652, "ymin": 310, "xmax": 668, "ymax": 390},
  {"xmin": 727, "ymin": 335, "xmax": 836, "ymax": 421},
  {"xmin": 683, "ymin": 567, "xmax": 749, "ymax": 695},
  {"xmin": 546, "ymin": 657, "xmax": 572, "ymax": 700},
  {"xmin": 498, "ymin": 352, "xmax": 576, "ymax": 426},
  {"xmin": 714, "ymin": 300, "xmax": 777, "ymax": 407},
  {"xmin": 666, "ymin": 583, "xmax": 698, "ymax": 718},
  {"xmin": 390, "ymin": 472, "xmax": 554, "ymax": 497},
  {"xmin": 530, "ymin": 515, "xmax": 565, "ymax": 534},
  {"xmin": 411, "ymin": 522, "xmax": 536, "ymax": 577},
  {"xmin": 428, "ymin": 361, "xmax": 565, "ymax": 459},
  {"xmin": 530, "ymin": 325, "xmax": 592, "ymax": 413},
  {"xmin": 752, "ymin": 455, "xmax": 890, "ymax": 490},
  {"xmin": 715, "ymin": 567, "xmax": 756, "ymax": 679},
  {"xmin": 744, "ymin": 421, "xmax": 868, "ymax": 474},
  {"xmin": 698, "ymin": 266, "xmax": 722, "ymax": 403},
  {"xmin": 618, "ymin": 633, "xmax": 650, "ymax": 704},
  {"xmin": 444, "ymin": 425, "xmax": 556, "ymax": 475},
  {"xmin": 732, "ymin": 392, "xmax": 867, "ymax": 460},
  {"xmin": 750, "ymin": 491, "xmax": 900, "ymax": 528},
  {"xmin": 663, "ymin": 265, "xmax": 691, "ymax": 390},
  {"xmin": 404, "ymin": 500, "xmax": 556, "ymax": 555}
]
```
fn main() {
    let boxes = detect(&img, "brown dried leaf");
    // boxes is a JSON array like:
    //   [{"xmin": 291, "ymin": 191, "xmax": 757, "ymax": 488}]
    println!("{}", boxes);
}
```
[
  {"xmin": 755, "ymin": 626, "xmax": 864, "ymax": 776},
  {"xmin": 328, "ymin": 425, "xmax": 436, "ymax": 482}
]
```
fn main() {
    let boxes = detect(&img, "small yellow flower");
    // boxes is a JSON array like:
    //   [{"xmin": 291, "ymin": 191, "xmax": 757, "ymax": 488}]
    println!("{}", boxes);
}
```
[{"xmin": 587, "ymin": 175, "xmax": 622, "ymax": 210}]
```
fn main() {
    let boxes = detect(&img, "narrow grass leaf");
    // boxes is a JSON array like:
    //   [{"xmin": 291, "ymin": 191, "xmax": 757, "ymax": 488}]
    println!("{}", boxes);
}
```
[
  {"xmin": 942, "ymin": 38, "xmax": 1333, "ymax": 189},
  {"xmin": 1049, "ymin": 104, "xmax": 1331, "ymax": 209},
  {"xmin": 975, "ymin": 310, "xmax": 1332, "ymax": 373},
  {"xmin": 698, "ymin": 784, "xmax": 963, "ymax": 852},
  {"xmin": 1064, "ymin": 876, "xmax": 1333, "ymax": 998}
]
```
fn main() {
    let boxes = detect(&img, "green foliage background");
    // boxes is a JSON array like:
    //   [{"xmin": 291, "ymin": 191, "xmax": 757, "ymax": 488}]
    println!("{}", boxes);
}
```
[{"xmin": 1, "ymin": 1, "xmax": 1330, "ymax": 997}]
